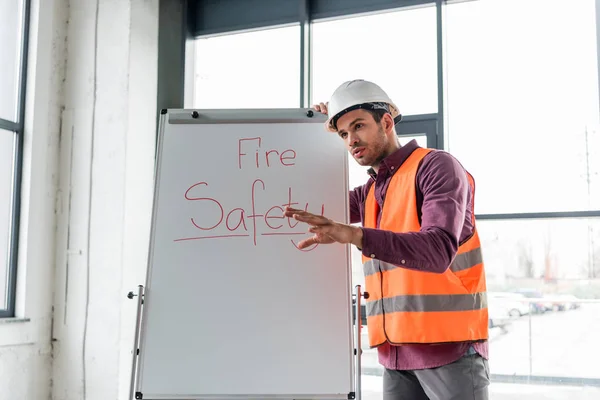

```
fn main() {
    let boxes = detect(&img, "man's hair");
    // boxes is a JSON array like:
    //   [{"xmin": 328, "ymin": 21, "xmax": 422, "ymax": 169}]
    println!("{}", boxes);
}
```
[{"xmin": 365, "ymin": 109, "xmax": 390, "ymax": 125}]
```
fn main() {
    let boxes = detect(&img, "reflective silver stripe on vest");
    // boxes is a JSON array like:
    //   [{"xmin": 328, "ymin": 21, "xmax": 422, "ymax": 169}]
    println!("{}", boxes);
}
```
[
  {"xmin": 363, "ymin": 247, "xmax": 483, "ymax": 277},
  {"xmin": 366, "ymin": 292, "xmax": 487, "ymax": 316},
  {"xmin": 363, "ymin": 259, "xmax": 396, "ymax": 276},
  {"xmin": 450, "ymin": 248, "xmax": 483, "ymax": 272}
]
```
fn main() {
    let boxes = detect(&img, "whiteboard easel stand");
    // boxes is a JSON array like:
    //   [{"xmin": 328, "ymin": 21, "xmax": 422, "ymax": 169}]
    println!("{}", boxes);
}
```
[
  {"xmin": 127, "ymin": 287, "xmax": 367, "ymax": 400},
  {"xmin": 126, "ymin": 283, "xmax": 364, "ymax": 400},
  {"xmin": 127, "ymin": 285, "xmax": 145, "ymax": 400},
  {"xmin": 127, "ymin": 108, "xmax": 361, "ymax": 400}
]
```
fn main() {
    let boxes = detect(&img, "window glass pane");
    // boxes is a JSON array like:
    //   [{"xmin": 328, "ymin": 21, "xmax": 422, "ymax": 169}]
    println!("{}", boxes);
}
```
[
  {"xmin": 0, "ymin": 131, "xmax": 16, "ymax": 310},
  {"xmin": 0, "ymin": 1, "xmax": 23, "ymax": 122},
  {"xmin": 480, "ymin": 218, "xmax": 600, "ymax": 295},
  {"xmin": 446, "ymin": 0, "xmax": 600, "ymax": 214},
  {"xmin": 193, "ymin": 25, "xmax": 300, "ymax": 109},
  {"xmin": 312, "ymin": 6, "xmax": 437, "ymax": 115},
  {"xmin": 478, "ymin": 218, "xmax": 600, "ymax": 381}
]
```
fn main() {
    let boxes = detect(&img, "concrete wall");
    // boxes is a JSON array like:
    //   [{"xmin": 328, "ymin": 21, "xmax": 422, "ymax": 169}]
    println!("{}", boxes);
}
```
[{"xmin": 0, "ymin": 0, "xmax": 161, "ymax": 399}]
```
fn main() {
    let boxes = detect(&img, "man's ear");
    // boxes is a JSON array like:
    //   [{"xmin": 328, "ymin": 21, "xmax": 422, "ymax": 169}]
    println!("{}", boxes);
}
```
[{"xmin": 382, "ymin": 113, "xmax": 395, "ymax": 134}]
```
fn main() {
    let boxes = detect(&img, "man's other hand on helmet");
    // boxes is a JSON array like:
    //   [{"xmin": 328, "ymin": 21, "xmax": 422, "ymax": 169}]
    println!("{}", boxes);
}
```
[{"xmin": 312, "ymin": 102, "xmax": 329, "ymax": 115}]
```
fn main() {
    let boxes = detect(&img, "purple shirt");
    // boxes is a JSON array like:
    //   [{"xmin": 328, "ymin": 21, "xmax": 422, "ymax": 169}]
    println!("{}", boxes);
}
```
[{"xmin": 349, "ymin": 139, "xmax": 488, "ymax": 370}]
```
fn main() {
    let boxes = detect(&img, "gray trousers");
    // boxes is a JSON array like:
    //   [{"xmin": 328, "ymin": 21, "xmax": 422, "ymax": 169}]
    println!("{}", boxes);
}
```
[{"xmin": 383, "ymin": 354, "xmax": 490, "ymax": 400}]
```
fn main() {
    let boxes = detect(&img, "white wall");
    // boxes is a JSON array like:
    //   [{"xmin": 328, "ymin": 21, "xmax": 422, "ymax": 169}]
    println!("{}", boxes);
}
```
[
  {"xmin": 0, "ymin": 1, "xmax": 160, "ymax": 399},
  {"xmin": 51, "ymin": 1, "xmax": 159, "ymax": 399}
]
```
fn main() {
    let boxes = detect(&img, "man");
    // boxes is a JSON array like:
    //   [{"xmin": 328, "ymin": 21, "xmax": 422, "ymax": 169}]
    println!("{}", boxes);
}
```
[{"xmin": 284, "ymin": 79, "xmax": 490, "ymax": 400}]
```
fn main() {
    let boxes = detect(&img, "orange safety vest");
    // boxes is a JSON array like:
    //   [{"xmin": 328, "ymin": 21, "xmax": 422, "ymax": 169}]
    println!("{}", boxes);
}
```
[{"xmin": 362, "ymin": 147, "xmax": 488, "ymax": 347}]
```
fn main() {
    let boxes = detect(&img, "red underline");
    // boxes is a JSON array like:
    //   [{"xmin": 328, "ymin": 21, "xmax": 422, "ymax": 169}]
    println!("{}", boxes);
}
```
[
  {"xmin": 261, "ymin": 232, "xmax": 306, "ymax": 236},
  {"xmin": 174, "ymin": 235, "xmax": 250, "ymax": 242},
  {"xmin": 173, "ymin": 232, "xmax": 308, "ymax": 242}
]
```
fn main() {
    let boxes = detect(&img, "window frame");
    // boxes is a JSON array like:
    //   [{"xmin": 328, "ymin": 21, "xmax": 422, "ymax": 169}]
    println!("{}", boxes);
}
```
[{"xmin": 0, "ymin": 0, "xmax": 30, "ymax": 318}]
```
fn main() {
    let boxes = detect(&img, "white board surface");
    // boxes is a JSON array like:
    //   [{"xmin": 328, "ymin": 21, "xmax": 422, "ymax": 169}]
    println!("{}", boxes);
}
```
[{"xmin": 136, "ymin": 109, "xmax": 354, "ymax": 400}]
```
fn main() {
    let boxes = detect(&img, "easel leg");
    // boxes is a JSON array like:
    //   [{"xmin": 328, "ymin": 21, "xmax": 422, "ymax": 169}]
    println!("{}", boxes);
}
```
[
  {"xmin": 354, "ymin": 285, "xmax": 363, "ymax": 400},
  {"xmin": 128, "ymin": 285, "xmax": 145, "ymax": 400}
]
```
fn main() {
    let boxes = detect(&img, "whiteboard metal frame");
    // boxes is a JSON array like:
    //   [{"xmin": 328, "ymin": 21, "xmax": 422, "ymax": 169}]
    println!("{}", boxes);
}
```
[
  {"xmin": 166, "ymin": 108, "xmax": 327, "ymax": 125},
  {"xmin": 129, "ymin": 108, "xmax": 359, "ymax": 400},
  {"xmin": 128, "ymin": 285, "xmax": 145, "ymax": 400}
]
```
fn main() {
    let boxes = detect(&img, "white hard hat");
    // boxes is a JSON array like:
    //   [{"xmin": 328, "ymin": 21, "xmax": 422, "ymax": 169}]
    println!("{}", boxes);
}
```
[{"xmin": 325, "ymin": 79, "xmax": 401, "ymax": 132}]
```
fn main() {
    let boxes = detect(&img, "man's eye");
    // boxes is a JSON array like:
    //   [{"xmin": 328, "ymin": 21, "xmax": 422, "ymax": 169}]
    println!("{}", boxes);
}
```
[
  {"xmin": 355, "ymin": 124, "xmax": 362, "ymax": 130},
  {"xmin": 340, "ymin": 132, "xmax": 348, "ymax": 139}
]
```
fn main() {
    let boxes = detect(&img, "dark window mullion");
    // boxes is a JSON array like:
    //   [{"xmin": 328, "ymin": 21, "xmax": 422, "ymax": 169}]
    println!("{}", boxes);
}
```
[
  {"xmin": 4, "ymin": 0, "xmax": 31, "ymax": 317},
  {"xmin": 16, "ymin": 0, "xmax": 31, "ymax": 130}
]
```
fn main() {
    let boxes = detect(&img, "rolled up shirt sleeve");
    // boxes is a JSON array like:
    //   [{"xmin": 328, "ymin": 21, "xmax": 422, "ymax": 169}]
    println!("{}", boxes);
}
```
[{"xmin": 360, "ymin": 151, "xmax": 469, "ymax": 274}]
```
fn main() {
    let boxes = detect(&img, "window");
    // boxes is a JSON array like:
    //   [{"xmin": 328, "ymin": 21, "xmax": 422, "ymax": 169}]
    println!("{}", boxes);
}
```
[
  {"xmin": 479, "ymin": 218, "xmax": 600, "ymax": 283},
  {"xmin": 479, "ymin": 218, "xmax": 600, "ymax": 380},
  {"xmin": 446, "ymin": 0, "xmax": 600, "ymax": 214},
  {"xmin": 312, "ymin": 6, "xmax": 438, "ymax": 115},
  {"xmin": 0, "ymin": 0, "xmax": 28, "ymax": 318},
  {"xmin": 192, "ymin": 25, "xmax": 301, "ymax": 109}
]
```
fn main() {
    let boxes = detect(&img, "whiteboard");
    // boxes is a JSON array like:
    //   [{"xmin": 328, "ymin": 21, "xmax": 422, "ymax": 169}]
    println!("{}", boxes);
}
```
[{"xmin": 135, "ymin": 109, "xmax": 355, "ymax": 400}]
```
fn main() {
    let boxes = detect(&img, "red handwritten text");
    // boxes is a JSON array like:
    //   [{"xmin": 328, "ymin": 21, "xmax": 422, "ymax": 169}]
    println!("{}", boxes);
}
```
[
  {"xmin": 175, "ymin": 180, "xmax": 324, "ymax": 251},
  {"xmin": 238, "ymin": 137, "xmax": 297, "ymax": 169}
]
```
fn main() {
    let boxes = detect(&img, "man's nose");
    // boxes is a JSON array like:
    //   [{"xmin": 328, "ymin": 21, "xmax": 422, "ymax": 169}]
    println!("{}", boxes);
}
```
[{"xmin": 347, "ymin": 132, "xmax": 359, "ymax": 147}]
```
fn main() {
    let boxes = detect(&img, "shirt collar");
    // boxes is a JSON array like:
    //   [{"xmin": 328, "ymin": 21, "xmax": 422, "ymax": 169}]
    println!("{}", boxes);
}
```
[{"xmin": 367, "ymin": 139, "xmax": 420, "ymax": 179}]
